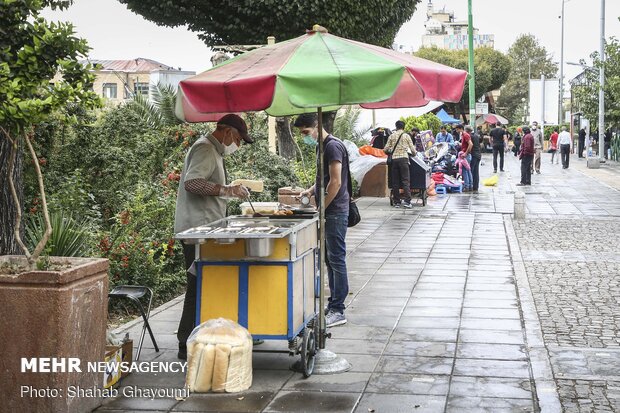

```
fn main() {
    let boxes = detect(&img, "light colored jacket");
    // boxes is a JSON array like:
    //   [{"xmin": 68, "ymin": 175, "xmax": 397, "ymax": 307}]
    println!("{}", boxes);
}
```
[{"xmin": 531, "ymin": 128, "xmax": 544, "ymax": 149}]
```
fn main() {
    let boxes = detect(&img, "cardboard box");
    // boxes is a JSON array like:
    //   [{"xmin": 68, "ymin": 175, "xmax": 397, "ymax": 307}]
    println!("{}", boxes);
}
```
[
  {"xmin": 120, "ymin": 339, "xmax": 133, "ymax": 378},
  {"xmin": 278, "ymin": 186, "xmax": 316, "ymax": 207},
  {"xmin": 103, "ymin": 339, "xmax": 133, "ymax": 388},
  {"xmin": 103, "ymin": 345, "xmax": 122, "ymax": 389}
]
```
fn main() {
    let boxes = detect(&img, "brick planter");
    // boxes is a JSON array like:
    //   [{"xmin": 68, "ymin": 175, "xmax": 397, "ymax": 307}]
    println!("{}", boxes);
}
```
[{"xmin": 0, "ymin": 256, "xmax": 109, "ymax": 413}]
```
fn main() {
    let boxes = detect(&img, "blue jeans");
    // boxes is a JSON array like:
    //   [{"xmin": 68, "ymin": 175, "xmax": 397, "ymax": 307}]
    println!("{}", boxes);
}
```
[
  {"xmin": 325, "ymin": 213, "xmax": 349, "ymax": 313},
  {"xmin": 462, "ymin": 168, "xmax": 472, "ymax": 189}
]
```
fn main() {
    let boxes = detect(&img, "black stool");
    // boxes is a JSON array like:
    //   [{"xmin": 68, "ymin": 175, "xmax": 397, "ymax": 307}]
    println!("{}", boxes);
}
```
[{"xmin": 108, "ymin": 285, "xmax": 159, "ymax": 359}]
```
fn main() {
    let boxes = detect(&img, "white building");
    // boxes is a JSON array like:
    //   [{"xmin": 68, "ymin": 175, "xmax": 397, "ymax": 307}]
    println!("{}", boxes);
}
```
[{"xmin": 421, "ymin": 1, "xmax": 494, "ymax": 50}]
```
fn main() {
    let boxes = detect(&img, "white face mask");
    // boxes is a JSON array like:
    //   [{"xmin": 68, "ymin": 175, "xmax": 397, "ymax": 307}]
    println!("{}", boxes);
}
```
[
  {"xmin": 532, "ymin": 125, "xmax": 537, "ymax": 130},
  {"xmin": 223, "ymin": 142, "xmax": 239, "ymax": 156}
]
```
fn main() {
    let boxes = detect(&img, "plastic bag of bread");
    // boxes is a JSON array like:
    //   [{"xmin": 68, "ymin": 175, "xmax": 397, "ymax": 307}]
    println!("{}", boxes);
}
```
[{"xmin": 185, "ymin": 318, "xmax": 253, "ymax": 393}]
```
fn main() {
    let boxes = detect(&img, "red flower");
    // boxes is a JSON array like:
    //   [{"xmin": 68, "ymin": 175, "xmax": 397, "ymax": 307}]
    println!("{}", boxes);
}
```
[{"xmin": 38, "ymin": 157, "xmax": 47, "ymax": 166}]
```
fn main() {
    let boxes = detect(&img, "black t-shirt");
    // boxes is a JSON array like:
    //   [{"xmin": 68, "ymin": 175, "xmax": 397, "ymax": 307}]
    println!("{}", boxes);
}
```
[
  {"xmin": 470, "ymin": 132, "xmax": 481, "ymax": 158},
  {"xmin": 490, "ymin": 127, "xmax": 505, "ymax": 147},
  {"xmin": 315, "ymin": 136, "xmax": 350, "ymax": 215}
]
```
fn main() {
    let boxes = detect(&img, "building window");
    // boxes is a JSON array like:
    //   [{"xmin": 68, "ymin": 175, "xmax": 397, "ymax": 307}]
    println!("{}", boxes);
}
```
[
  {"xmin": 134, "ymin": 82, "xmax": 150, "ymax": 96},
  {"xmin": 102, "ymin": 83, "xmax": 117, "ymax": 99}
]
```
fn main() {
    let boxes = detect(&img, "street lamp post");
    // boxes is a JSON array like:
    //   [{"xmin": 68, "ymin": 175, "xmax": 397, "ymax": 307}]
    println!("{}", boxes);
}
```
[
  {"xmin": 559, "ymin": 0, "xmax": 568, "ymax": 126},
  {"xmin": 467, "ymin": 0, "xmax": 476, "ymax": 127},
  {"xmin": 598, "ymin": 0, "xmax": 605, "ymax": 160}
]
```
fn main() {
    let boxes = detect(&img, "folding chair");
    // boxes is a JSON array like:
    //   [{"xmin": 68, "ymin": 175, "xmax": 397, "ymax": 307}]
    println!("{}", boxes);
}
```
[{"xmin": 108, "ymin": 285, "xmax": 159, "ymax": 360}]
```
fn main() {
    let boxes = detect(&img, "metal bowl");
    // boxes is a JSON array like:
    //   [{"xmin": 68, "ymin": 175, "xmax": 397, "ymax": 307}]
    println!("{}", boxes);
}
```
[
  {"xmin": 245, "ymin": 238, "xmax": 274, "ymax": 257},
  {"xmin": 214, "ymin": 238, "xmax": 236, "ymax": 245}
]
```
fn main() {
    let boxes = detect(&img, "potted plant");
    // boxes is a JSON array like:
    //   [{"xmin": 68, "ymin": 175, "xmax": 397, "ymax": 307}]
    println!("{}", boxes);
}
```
[{"xmin": 0, "ymin": 2, "xmax": 106, "ymax": 412}]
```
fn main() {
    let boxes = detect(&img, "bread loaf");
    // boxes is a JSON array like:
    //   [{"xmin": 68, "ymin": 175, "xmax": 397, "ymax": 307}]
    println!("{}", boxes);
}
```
[
  {"xmin": 211, "ymin": 344, "xmax": 231, "ymax": 392},
  {"xmin": 225, "ymin": 341, "xmax": 253, "ymax": 392},
  {"xmin": 185, "ymin": 342, "xmax": 204, "ymax": 391},
  {"xmin": 231, "ymin": 179, "xmax": 264, "ymax": 192},
  {"xmin": 193, "ymin": 344, "xmax": 215, "ymax": 392}
]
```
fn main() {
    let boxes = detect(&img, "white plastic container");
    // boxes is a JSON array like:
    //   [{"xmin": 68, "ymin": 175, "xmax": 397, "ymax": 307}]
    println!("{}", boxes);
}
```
[{"xmin": 240, "ymin": 202, "xmax": 279, "ymax": 215}]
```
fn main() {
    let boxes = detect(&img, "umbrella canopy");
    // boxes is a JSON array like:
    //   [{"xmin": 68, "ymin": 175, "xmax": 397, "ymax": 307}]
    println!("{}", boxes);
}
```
[
  {"xmin": 475, "ymin": 113, "xmax": 509, "ymax": 126},
  {"xmin": 176, "ymin": 27, "xmax": 467, "ymax": 120},
  {"xmin": 436, "ymin": 108, "xmax": 461, "ymax": 124}
]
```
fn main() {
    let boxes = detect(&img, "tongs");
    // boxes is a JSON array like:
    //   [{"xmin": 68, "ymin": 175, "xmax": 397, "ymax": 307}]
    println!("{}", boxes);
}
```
[{"xmin": 245, "ymin": 191, "xmax": 266, "ymax": 217}]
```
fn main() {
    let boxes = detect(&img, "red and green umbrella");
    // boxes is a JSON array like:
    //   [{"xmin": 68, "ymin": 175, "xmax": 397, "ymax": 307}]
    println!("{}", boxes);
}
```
[{"xmin": 176, "ymin": 26, "xmax": 467, "ymax": 120}]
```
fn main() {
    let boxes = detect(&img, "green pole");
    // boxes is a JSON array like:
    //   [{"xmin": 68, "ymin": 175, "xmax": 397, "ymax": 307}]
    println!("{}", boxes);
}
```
[{"xmin": 467, "ymin": 0, "xmax": 476, "ymax": 127}]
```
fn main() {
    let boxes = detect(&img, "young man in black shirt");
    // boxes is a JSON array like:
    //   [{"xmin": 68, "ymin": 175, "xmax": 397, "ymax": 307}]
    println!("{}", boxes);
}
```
[
  {"xmin": 489, "ymin": 122, "xmax": 508, "ymax": 173},
  {"xmin": 295, "ymin": 113, "xmax": 350, "ymax": 328}
]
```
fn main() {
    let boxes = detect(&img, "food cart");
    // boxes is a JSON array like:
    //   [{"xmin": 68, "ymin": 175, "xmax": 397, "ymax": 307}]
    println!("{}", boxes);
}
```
[{"xmin": 176, "ymin": 214, "xmax": 320, "ymax": 376}]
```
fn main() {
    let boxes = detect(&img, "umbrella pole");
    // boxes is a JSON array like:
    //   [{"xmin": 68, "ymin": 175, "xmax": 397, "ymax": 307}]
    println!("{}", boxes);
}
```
[{"xmin": 317, "ymin": 107, "xmax": 326, "ymax": 349}]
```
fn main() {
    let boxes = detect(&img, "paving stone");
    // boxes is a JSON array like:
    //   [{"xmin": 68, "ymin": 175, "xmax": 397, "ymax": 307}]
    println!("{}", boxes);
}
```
[
  {"xmin": 376, "ymin": 355, "xmax": 453, "ymax": 375},
  {"xmin": 459, "ymin": 329, "xmax": 525, "ymax": 345},
  {"xmin": 172, "ymin": 391, "xmax": 274, "ymax": 412},
  {"xmin": 456, "ymin": 343, "xmax": 527, "ymax": 361},
  {"xmin": 449, "ymin": 376, "xmax": 532, "ymax": 399},
  {"xmin": 446, "ymin": 396, "xmax": 535, "ymax": 412},
  {"xmin": 283, "ymin": 372, "xmax": 371, "ymax": 393},
  {"xmin": 354, "ymin": 393, "xmax": 446, "ymax": 413},
  {"xmin": 384, "ymin": 341, "xmax": 456, "ymax": 358},
  {"xmin": 453, "ymin": 359, "xmax": 531, "ymax": 379},
  {"xmin": 366, "ymin": 373, "xmax": 450, "ymax": 395},
  {"xmin": 264, "ymin": 391, "xmax": 360, "ymax": 413}
]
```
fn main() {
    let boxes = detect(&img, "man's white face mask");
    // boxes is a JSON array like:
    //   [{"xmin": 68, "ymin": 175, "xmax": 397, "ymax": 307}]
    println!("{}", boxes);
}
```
[{"xmin": 223, "ymin": 142, "xmax": 239, "ymax": 156}]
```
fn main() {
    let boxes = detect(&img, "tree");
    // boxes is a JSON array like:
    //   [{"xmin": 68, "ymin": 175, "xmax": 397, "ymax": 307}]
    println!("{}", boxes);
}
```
[
  {"xmin": 497, "ymin": 34, "xmax": 558, "ymax": 122},
  {"xmin": 573, "ymin": 37, "xmax": 620, "ymax": 130},
  {"xmin": 0, "ymin": 0, "xmax": 100, "ymax": 263},
  {"xmin": 118, "ymin": 0, "xmax": 421, "ymax": 48},
  {"xmin": 415, "ymin": 47, "xmax": 511, "ymax": 122},
  {"xmin": 128, "ymin": 82, "xmax": 183, "ymax": 129}
]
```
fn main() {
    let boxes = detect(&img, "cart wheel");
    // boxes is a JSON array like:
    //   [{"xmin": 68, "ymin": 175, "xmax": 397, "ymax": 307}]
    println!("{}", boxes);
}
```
[{"xmin": 300, "ymin": 326, "xmax": 317, "ymax": 378}]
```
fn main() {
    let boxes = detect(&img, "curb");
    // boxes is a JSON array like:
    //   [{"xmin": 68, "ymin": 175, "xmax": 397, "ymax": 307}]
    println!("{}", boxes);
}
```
[{"xmin": 504, "ymin": 215, "xmax": 562, "ymax": 413}]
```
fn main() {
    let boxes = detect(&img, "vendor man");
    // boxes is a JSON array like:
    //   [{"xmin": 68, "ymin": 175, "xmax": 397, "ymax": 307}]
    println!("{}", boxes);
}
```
[{"xmin": 174, "ymin": 114, "xmax": 253, "ymax": 360}]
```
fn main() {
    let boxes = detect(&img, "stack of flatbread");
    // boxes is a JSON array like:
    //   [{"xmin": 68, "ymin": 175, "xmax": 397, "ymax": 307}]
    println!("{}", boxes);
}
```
[{"xmin": 185, "ymin": 318, "xmax": 253, "ymax": 393}]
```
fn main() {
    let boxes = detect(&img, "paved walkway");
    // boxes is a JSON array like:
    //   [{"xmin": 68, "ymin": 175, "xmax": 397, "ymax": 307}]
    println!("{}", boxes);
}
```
[{"xmin": 96, "ymin": 151, "xmax": 620, "ymax": 413}]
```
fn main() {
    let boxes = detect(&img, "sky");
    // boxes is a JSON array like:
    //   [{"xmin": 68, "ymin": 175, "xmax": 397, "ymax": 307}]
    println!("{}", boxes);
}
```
[{"xmin": 41, "ymin": 0, "xmax": 620, "ymax": 84}]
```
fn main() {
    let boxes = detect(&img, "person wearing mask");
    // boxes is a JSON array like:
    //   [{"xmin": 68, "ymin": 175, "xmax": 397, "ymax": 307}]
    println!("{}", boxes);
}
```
[
  {"xmin": 174, "ymin": 114, "xmax": 254, "ymax": 360},
  {"xmin": 517, "ymin": 126, "xmax": 535, "ymax": 186},
  {"xmin": 436, "ymin": 125, "xmax": 455, "ymax": 146},
  {"xmin": 558, "ymin": 126, "xmax": 572, "ymax": 169},
  {"xmin": 384, "ymin": 120, "xmax": 417, "ymax": 209},
  {"xmin": 531, "ymin": 121, "xmax": 544, "ymax": 174},
  {"xmin": 578, "ymin": 128, "xmax": 586, "ymax": 158},
  {"xmin": 295, "ymin": 113, "xmax": 351, "ymax": 328},
  {"xmin": 489, "ymin": 122, "xmax": 508, "ymax": 173},
  {"xmin": 549, "ymin": 127, "xmax": 559, "ymax": 165},
  {"xmin": 466, "ymin": 125, "xmax": 481, "ymax": 192}
]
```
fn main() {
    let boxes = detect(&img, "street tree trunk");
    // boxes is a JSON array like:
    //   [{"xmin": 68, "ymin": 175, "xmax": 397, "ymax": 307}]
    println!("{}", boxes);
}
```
[
  {"xmin": 276, "ymin": 117, "xmax": 296, "ymax": 160},
  {"xmin": 0, "ymin": 134, "xmax": 23, "ymax": 255}
]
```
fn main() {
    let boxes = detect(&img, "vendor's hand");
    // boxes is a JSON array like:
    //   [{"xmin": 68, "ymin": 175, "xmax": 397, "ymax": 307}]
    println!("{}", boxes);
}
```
[
  {"xmin": 299, "ymin": 189, "xmax": 313, "ymax": 200},
  {"xmin": 219, "ymin": 184, "xmax": 250, "ymax": 199}
]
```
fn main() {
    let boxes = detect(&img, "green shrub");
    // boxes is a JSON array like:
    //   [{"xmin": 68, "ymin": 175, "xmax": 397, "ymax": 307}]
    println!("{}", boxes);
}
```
[
  {"xmin": 25, "ymin": 211, "xmax": 93, "ymax": 257},
  {"xmin": 401, "ymin": 113, "xmax": 442, "ymax": 135},
  {"xmin": 98, "ymin": 184, "xmax": 185, "ymax": 302}
]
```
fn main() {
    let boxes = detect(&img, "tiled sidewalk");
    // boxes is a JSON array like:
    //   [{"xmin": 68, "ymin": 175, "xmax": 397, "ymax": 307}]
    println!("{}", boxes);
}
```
[{"xmin": 97, "ymin": 150, "xmax": 620, "ymax": 413}]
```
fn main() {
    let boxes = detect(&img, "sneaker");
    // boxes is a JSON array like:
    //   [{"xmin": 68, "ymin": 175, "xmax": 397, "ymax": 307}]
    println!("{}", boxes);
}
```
[
  {"xmin": 516, "ymin": 183, "xmax": 526, "ymax": 186},
  {"xmin": 325, "ymin": 310, "xmax": 347, "ymax": 328},
  {"xmin": 493, "ymin": 170, "xmax": 497, "ymax": 173},
  {"xmin": 393, "ymin": 203, "xmax": 401, "ymax": 208},
  {"xmin": 401, "ymin": 202, "xmax": 413, "ymax": 209}
]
